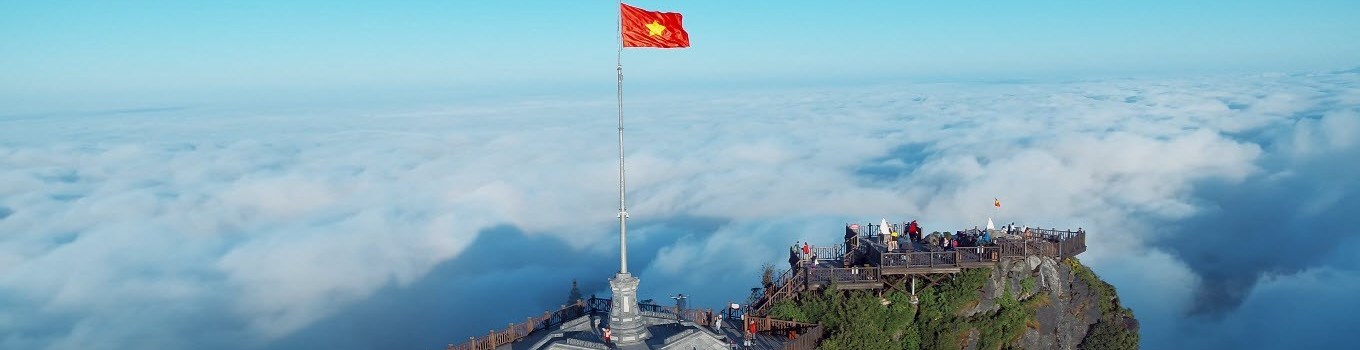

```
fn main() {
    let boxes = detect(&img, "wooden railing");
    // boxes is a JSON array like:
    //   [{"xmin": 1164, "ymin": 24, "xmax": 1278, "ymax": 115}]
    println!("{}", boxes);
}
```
[
  {"xmin": 809, "ymin": 245, "xmax": 844, "ymax": 262},
  {"xmin": 445, "ymin": 297, "xmax": 712, "ymax": 350},
  {"xmin": 754, "ymin": 265, "xmax": 882, "ymax": 316},
  {"xmin": 806, "ymin": 267, "xmax": 882, "ymax": 285},
  {"xmin": 786, "ymin": 323, "xmax": 824, "ymax": 350},
  {"xmin": 753, "ymin": 268, "xmax": 804, "ymax": 316},
  {"xmin": 997, "ymin": 228, "xmax": 1086, "ymax": 259},
  {"xmin": 879, "ymin": 229, "xmax": 1086, "ymax": 269},
  {"xmin": 881, "ymin": 247, "xmax": 999, "ymax": 268},
  {"xmin": 745, "ymin": 316, "xmax": 824, "ymax": 350}
]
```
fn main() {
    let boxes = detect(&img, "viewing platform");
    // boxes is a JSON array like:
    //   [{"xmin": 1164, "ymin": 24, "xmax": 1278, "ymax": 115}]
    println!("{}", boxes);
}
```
[{"xmin": 753, "ymin": 224, "xmax": 1087, "ymax": 316}]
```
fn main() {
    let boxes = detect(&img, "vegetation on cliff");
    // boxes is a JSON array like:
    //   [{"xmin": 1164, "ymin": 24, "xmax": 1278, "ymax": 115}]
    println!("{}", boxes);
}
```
[
  {"xmin": 765, "ymin": 259, "xmax": 1137, "ymax": 350},
  {"xmin": 1068, "ymin": 259, "xmax": 1138, "ymax": 350}
]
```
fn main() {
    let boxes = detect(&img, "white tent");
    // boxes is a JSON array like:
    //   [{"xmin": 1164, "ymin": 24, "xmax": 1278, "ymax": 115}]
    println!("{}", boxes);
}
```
[{"xmin": 986, "ymin": 217, "xmax": 995, "ymax": 230}]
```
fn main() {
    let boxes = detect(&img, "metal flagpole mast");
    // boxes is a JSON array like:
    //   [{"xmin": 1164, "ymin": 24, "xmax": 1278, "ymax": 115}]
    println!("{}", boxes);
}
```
[{"xmin": 616, "ymin": 0, "xmax": 629, "ymax": 275}]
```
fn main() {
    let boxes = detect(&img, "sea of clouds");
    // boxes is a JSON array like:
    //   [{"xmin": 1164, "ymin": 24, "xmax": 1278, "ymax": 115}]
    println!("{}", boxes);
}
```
[{"xmin": 1, "ymin": 70, "xmax": 1357, "ymax": 349}]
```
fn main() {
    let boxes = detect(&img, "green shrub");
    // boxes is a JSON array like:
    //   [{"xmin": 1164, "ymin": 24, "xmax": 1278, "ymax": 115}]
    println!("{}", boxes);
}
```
[
  {"xmin": 1079, "ymin": 319, "xmax": 1138, "ymax": 350},
  {"xmin": 1066, "ymin": 258, "xmax": 1120, "ymax": 316},
  {"xmin": 1068, "ymin": 258, "xmax": 1139, "ymax": 350},
  {"xmin": 767, "ymin": 299, "xmax": 808, "ymax": 323},
  {"xmin": 975, "ymin": 289, "xmax": 1030, "ymax": 350}
]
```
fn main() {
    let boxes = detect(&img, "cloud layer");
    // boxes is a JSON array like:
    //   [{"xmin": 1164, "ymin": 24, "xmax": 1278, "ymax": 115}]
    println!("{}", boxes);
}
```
[{"xmin": 1, "ymin": 70, "xmax": 1358, "ymax": 350}]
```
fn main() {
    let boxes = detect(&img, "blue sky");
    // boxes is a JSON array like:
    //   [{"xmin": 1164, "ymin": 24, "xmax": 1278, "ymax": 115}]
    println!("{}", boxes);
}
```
[{"xmin": 3, "ymin": 0, "xmax": 1359, "ymax": 112}]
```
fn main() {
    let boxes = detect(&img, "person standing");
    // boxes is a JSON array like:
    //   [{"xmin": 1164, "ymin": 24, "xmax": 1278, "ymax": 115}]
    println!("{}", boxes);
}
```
[
  {"xmin": 889, "ymin": 226, "xmax": 900, "ymax": 252},
  {"xmin": 746, "ymin": 318, "xmax": 757, "ymax": 346},
  {"xmin": 745, "ymin": 311, "xmax": 756, "ymax": 344},
  {"xmin": 801, "ymin": 242, "xmax": 811, "ymax": 262}
]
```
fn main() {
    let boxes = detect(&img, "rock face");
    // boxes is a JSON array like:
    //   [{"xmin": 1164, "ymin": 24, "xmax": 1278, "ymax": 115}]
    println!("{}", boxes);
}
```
[
  {"xmin": 962, "ymin": 257, "xmax": 1138, "ymax": 350},
  {"xmin": 762, "ymin": 256, "xmax": 1138, "ymax": 350}
]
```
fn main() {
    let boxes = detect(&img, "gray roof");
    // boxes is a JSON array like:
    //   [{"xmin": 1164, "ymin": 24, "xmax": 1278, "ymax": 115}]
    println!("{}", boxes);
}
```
[
  {"xmin": 496, "ymin": 309, "xmax": 799, "ymax": 350},
  {"xmin": 498, "ymin": 310, "xmax": 728, "ymax": 350}
]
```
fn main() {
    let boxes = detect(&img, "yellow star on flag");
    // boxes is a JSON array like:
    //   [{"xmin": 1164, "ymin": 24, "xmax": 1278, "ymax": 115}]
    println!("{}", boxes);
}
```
[{"xmin": 645, "ymin": 20, "xmax": 666, "ymax": 37}]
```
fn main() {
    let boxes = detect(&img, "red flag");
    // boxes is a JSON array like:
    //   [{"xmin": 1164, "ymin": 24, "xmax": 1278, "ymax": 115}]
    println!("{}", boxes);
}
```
[{"xmin": 621, "ymin": 3, "xmax": 690, "ymax": 48}]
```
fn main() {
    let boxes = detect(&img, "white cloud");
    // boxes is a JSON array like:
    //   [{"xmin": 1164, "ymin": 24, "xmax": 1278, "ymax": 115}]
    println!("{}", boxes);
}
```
[{"xmin": 1, "ymin": 70, "xmax": 1358, "ymax": 349}]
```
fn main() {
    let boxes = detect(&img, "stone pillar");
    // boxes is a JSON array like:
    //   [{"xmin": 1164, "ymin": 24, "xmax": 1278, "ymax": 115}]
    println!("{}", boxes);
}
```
[{"xmin": 608, "ymin": 272, "xmax": 651, "ymax": 344}]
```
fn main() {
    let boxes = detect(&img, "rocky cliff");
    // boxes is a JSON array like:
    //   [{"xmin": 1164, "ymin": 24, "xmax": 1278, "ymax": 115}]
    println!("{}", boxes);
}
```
[
  {"xmin": 766, "ymin": 257, "xmax": 1138, "ymax": 350},
  {"xmin": 964, "ymin": 256, "xmax": 1139, "ymax": 350}
]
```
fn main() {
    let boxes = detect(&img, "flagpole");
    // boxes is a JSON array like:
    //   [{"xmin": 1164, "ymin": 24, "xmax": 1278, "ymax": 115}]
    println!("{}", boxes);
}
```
[{"xmin": 616, "ymin": 0, "xmax": 630, "ymax": 275}]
